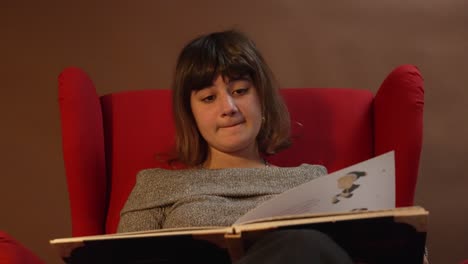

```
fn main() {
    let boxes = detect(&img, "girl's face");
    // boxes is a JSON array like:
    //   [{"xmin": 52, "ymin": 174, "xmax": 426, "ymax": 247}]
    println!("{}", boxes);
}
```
[{"xmin": 190, "ymin": 75, "xmax": 262, "ymax": 158}]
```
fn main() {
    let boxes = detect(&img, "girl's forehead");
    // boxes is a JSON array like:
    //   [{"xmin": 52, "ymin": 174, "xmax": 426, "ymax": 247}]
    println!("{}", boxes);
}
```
[
  {"xmin": 194, "ymin": 75, "xmax": 252, "ymax": 92},
  {"xmin": 188, "ymin": 71, "xmax": 253, "ymax": 91},
  {"xmin": 219, "ymin": 74, "xmax": 252, "ymax": 83}
]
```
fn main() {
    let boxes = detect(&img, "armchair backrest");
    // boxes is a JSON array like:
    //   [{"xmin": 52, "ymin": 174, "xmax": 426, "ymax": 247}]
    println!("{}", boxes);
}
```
[{"xmin": 58, "ymin": 65, "xmax": 424, "ymax": 236}]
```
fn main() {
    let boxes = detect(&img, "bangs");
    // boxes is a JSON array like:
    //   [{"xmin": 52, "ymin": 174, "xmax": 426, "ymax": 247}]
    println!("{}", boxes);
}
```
[{"xmin": 182, "ymin": 37, "xmax": 256, "ymax": 91}]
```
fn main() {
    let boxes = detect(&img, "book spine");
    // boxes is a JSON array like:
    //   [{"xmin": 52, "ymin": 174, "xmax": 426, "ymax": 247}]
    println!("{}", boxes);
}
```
[{"xmin": 224, "ymin": 232, "xmax": 244, "ymax": 262}]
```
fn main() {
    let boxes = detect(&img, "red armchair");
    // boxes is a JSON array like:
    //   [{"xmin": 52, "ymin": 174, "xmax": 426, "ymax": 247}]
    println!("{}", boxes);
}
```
[{"xmin": 58, "ymin": 64, "xmax": 424, "ymax": 237}]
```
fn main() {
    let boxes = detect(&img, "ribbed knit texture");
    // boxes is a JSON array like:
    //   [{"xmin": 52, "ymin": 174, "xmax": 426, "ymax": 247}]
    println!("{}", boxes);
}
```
[{"xmin": 118, "ymin": 164, "xmax": 326, "ymax": 232}]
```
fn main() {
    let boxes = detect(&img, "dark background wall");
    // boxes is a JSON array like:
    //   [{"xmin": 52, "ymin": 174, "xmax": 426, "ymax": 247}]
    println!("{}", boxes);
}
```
[{"xmin": 1, "ymin": 1, "xmax": 467, "ymax": 263}]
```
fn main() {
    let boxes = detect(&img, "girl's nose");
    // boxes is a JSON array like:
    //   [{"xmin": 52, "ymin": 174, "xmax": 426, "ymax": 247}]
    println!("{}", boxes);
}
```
[{"xmin": 220, "ymin": 94, "xmax": 239, "ymax": 117}]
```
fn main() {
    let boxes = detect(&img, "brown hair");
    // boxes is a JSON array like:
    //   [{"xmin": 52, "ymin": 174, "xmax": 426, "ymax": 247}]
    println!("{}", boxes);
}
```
[{"xmin": 172, "ymin": 30, "xmax": 290, "ymax": 166}]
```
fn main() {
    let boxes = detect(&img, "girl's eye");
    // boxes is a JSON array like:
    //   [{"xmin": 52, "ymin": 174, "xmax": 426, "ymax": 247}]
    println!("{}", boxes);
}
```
[
  {"xmin": 202, "ymin": 95, "xmax": 215, "ymax": 103},
  {"xmin": 233, "ymin": 88, "xmax": 249, "ymax": 96}
]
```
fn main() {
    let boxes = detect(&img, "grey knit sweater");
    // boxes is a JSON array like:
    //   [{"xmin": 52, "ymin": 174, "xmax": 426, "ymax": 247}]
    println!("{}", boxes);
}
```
[{"xmin": 117, "ymin": 164, "xmax": 327, "ymax": 233}]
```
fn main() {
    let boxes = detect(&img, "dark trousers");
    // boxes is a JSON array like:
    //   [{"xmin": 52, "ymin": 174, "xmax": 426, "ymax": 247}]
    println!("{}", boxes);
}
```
[{"xmin": 234, "ymin": 230, "xmax": 353, "ymax": 264}]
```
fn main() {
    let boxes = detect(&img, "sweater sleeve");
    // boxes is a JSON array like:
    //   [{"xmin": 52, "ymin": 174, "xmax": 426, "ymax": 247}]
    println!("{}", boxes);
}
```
[{"xmin": 117, "ymin": 207, "xmax": 165, "ymax": 233}]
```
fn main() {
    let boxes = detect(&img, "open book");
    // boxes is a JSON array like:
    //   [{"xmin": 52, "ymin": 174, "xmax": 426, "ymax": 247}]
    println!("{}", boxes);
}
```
[{"xmin": 50, "ymin": 151, "xmax": 428, "ymax": 263}]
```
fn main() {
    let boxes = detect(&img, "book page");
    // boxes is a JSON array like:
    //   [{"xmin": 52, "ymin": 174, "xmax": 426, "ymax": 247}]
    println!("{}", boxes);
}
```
[
  {"xmin": 235, "ymin": 151, "xmax": 395, "ymax": 224},
  {"xmin": 234, "ymin": 206, "xmax": 427, "ymax": 232}
]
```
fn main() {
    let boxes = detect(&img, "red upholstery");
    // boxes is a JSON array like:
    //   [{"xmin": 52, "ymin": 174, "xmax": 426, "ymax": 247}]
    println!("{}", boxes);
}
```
[
  {"xmin": 58, "ymin": 65, "xmax": 424, "ymax": 236},
  {"xmin": 0, "ymin": 231, "xmax": 44, "ymax": 264}
]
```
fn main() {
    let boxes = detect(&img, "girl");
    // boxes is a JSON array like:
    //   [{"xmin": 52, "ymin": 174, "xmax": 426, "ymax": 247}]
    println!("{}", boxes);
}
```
[{"xmin": 118, "ymin": 30, "xmax": 352, "ymax": 264}]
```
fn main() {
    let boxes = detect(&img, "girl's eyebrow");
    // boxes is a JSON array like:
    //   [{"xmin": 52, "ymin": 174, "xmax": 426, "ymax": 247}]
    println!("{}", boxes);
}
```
[{"xmin": 193, "ymin": 86, "xmax": 212, "ymax": 94}]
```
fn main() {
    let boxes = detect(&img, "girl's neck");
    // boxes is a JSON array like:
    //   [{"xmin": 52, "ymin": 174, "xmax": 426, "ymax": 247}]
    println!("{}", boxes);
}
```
[{"xmin": 202, "ymin": 148, "xmax": 266, "ymax": 169}]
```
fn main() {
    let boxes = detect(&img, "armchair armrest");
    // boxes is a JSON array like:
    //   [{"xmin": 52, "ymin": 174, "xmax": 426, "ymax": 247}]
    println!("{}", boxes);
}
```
[
  {"xmin": 374, "ymin": 64, "xmax": 424, "ymax": 206},
  {"xmin": 58, "ymin": 67, "xmax": 108, "ymax": 236}
]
